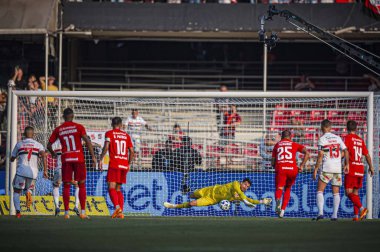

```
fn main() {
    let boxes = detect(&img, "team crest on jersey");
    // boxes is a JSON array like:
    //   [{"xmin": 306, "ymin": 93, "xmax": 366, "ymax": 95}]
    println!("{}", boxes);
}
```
[{"xmin": 234, "ymin": 192, "xmax": 240, "ymax": 199}]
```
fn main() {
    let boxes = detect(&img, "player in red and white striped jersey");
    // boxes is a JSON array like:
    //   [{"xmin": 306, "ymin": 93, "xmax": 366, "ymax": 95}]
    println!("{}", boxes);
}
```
[
  {"xmin": 313, "ymin": 119, "xmax": 349, "ymax": 221},
  {"xmin": 99, "ymin": 117, "xmax": 134, "ymax": 219},
  {"xmin": 272, "ymin": 130, "xmax": 309, "ymax": 218},
  {"xmin": 11, "ymin": 126, "xmax": 47, "ymax": 218},
  {"xmin": 344, "ymin": 120, "xmax": 375, "ymax": 221},
  {"xmin": 47, "ymin": 108, "xmax": 97, "ymax": 219}
]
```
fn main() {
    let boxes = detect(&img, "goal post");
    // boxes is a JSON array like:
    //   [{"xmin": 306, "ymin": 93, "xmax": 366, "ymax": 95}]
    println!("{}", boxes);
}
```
[{"xmin": 6, "ymin": 90, "xmax": 376, "ymax": 218}]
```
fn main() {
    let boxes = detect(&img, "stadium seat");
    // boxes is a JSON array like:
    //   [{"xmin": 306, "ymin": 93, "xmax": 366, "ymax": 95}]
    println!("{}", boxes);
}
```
[
  {"xmin": 310, "ymin": 110, "xmax": 325, "ymax": 124},
  {"xmin": 243, "ymin": 143, "xmax": 259, "ymax": 157},
  {"xmin": 151, "ymin": 143, "xmax": 165, "ymax": 155},
  {"xmin": 304, "ymin": 127, "xmax": 318, "ymax": 142},
  {"xmin": 140, "ymin": 143, "xmax": 150, "ymax": 157},
  {"xmin": 347, "ymin": 111, "xmax": 366, "ymax": 122},
  {"xmin": 206, "ymin": 145, "xmax": 222, "ymax": 157},
  {"xmin": 328, "ymin": 110, "xmax": 345, "ymax": 124},
  {"xmin": 291, "ymin": 110, "xmax": 308, "ymax": 122}
]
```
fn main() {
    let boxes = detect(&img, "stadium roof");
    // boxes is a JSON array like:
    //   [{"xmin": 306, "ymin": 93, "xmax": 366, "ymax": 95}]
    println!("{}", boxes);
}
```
[
  {"xmin": 0, "ymin": 0, "xmax": 58, "ymax": 35},
  {"xmin": 63, "ymin": 3, "xmax": 380, "ymax": 41}
]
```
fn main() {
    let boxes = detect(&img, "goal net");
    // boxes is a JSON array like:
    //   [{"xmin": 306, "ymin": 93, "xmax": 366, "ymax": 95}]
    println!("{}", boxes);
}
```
[{"xmin": 7, "ymin": 91, "xmax": 377, "ymax": 218}]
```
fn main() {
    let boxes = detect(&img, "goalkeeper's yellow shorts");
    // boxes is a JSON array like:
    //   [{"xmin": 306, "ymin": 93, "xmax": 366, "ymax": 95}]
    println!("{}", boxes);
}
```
[{"xmin": 193, "ymin": 187, "xmax": 217, "ymax": 207}]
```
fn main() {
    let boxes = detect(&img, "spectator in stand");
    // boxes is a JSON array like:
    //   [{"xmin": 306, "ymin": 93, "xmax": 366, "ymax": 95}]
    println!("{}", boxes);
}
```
[
  {"xmin": 0, "ymin": 90, "xmax": 6, "ymax": 129},
  {"xmin": 294, "ymin": 74, "xmax": 316, "ymax": 91},
  {"xmin": 152, "ymin": 139, "xmax": 175, "ymax": 170},
  {"xmin": 11, "ymin": 65, "xmax": 27, "ymax": 90},
  {"xmin": 173, "ymin": 136, "xmax": 202, "ymax": 193},
  {"xmin": 123, "ymin": 109, "xmax": 152, "ymax": 160},
  {"xmin": 220, "ymin": 104, "xmax": 242, "ymax": 145},
  {"xmin": 289, "ymin": 117, "xmax": 304, "ymax": 144},
  {"xmin": 169, "ymin": 123, "xmax": 184, "ymax": 148},
  {"xmin": 260, "ymin": 133, "xmax": 281, "ymax": 170},
  {"xmin": 364, "ymin": 74, "xmax": 380, "ymax": 92},
  {"xmin": 40, "ymin": 76, "xmax": 59, "ymax": 129},
  {"xmin": 216, "ymin": 84, "xmax": 230, "ymax": 142}
]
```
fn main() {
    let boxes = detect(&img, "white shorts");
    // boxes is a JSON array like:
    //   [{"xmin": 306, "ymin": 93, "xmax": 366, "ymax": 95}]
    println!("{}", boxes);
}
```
[
  {"xmin": 53, "ymin": 169, "xmax": 62, "ymax": 187},
  {"xmin": 13, "ymin": 174, "xmax": 35, "ymax": 190},
  {"xmin": 319, "ymin": 172, "xmax": 342, "ymax": 186}
]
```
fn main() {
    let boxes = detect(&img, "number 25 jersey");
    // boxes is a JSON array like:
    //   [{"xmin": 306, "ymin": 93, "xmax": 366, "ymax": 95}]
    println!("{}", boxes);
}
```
[
  {"xmin": 272, "ymin": 139, "xmax": 304, "ymax": 172},
  {"xmin": 105, "ymin": 129, "xmax": 133, "ymax": 170},
  {"xmin": 49, "ymin": 121, "xmax": 87, "ymax": 163},
  {"xmin": 318, "ymin": 132, "xmax": 347, "ymax": 173}
]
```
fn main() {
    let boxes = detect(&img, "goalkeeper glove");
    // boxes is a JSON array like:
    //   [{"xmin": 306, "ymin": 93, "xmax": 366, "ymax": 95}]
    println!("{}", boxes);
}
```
[
  {"xmin": 243, "ymin": 199, "xmax": 257, "ymax": 208},
  {"xmin": 260, "ymin": 198, "xmax": 272, "ymax": 206}
]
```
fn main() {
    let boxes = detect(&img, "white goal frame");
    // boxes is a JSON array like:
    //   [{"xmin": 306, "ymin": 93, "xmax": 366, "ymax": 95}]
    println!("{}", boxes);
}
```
[{"xmin": 6, "ymin": 90, "xmax": 375, "ymax": 218}]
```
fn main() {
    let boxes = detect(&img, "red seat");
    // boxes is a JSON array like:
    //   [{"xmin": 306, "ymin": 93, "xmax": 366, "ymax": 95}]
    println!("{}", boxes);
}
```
[
  {"xmin": 151, "ymin": 143, "xmax": 165, "ymax": 155},
  {"xmin": 206, "ymin": 145, "xmax": 222, "ymax": 157},
  {"xmin": 347, "ymin": 111, "xmax": 366, "ymax": 122},
  {"xmin": 304, "ymin": 127, "xmax": 318, "ymax": 141},
  {"xmin": 291, "ymin": 110, "xmax": 308, "ymax": 122},
  {"xmin": 310, "ymin": 110, "xmax": 325, "ymax": 124},
  {"xmin": 224, "ymin": 144, "xmax": 240, "ymax": 156},
  {"xmin": 140, "ymin": 143, "xmax": 150, "ymax": 157},
  {"xmin": 244, "ymin": 144, "xmax": 258, "ymax": 157},
  {"xmin": 328, "ymin": 111, "xmax": 345, "ymax": 124}
]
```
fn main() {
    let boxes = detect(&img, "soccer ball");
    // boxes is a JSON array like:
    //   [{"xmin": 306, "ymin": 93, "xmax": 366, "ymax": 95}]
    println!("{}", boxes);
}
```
[{"xmin": 219, "ymin": 200, "xmax": 231, "ymax": 211}]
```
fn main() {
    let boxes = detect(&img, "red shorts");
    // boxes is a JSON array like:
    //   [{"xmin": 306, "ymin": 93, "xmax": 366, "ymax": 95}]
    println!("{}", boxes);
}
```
[
  {"xmin": 275, "ymin": 169, "xmax": 298, "ymax": 188},
  {"xmin": 344, "ymin": 174, "xmax": 363, "ymax": 189},
  {"xmin": 62, "ymin": 162, "xmax": 86, "ymax": 183},
  {"xmin": 107, "ymin": 168, "xmax": 128, "ymax": 184}
]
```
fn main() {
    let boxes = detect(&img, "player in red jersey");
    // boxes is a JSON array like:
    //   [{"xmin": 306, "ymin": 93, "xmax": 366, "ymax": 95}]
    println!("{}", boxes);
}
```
[
  {"xmin": 99, "ymin": 117, "xmax": 134, "ymax": 219},
  {"xmin": 47, "ymin": 108, "xmax": 97, "ymax": 219},
  {"xmin": 344, "ymin": 120, "xmax": 374, "ymax": 221},
  {"xmin": 272, "ymin": 130, "xmax": 310, "ymax": 218}
]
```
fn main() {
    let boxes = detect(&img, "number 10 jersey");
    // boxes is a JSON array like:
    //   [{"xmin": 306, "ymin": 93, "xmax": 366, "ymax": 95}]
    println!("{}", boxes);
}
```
[{"xmin": 105, "ymin": 129, "xmax": 133, "ymax": 170}]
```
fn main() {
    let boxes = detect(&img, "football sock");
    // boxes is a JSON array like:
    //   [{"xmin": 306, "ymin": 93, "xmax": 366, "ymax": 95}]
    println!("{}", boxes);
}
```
[
  {"xmin": 109, "ymin": 188, "xmax": 119, "ymax": 209},
  {"xmin": 347, "ymin": 193, "xmax": 362, "ymax": 209},
  {"xmin": 275, "ymin": 188, "xmax": 283, "ymax": 201},
  {"xmin": 117, "ymin": 190, "xmax": 124, "ymax": 210},
  {"xmin": 13, "ymin": 192, "xmax": 20, "ymax": 212},
  {"xmin": 176, "ymin": 202, "xmax": 190, "ymax": 208},
  {"xmin": 63, "ymin": 183, "xmax": 70, "ymax": 211},
  {"xmin": 78, "ymin": 183, "xmax": 86, "ymax": 211},
  {"xmin": 316, "ymin": 191, "xmax": 324, "ymax": 216},
  {"xmin": 74, "ymin": 186, "xmax": 80, "ymax": 209},
  {"xmin": 354, "ymin": 205, "xmax": 359, "ymax": 216},
  {"xmin": 281, "ymin": 187, "xmax": 291, "ymax": 210},
  {"xmin": 332, "ymin": 193, "xmax": 340, "ymax": 219},
  {"xmin": 53, "ymin": 187, "xmax": 60, "ymax": 208},
  {"xmin": 280, "ymin": 209, "xmax": 285, "ymax": 218}
]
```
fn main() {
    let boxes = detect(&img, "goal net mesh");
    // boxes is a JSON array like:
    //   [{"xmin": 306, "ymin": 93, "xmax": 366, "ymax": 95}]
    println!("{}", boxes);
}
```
[{"xmin": 13, "ymin": 93, "xmax": 377, "ymax": 218}]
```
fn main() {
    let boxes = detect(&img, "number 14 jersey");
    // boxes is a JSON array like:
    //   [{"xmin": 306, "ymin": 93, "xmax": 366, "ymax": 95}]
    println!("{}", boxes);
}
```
[
  {"xmin": 344, "ymin": 133, "xmax": 368, "ymax": 177},
  {"xmin": 318, "ymin": 132, "xmax": 347, "ymax": 174},
  {"xmin": 105, "ymin": 129, "xmax": 133, "ymax": 170}
]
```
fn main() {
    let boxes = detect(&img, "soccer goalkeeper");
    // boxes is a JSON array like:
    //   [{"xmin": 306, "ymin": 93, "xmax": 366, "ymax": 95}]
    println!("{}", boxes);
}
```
[{"xmin": 164, "ymin": 178, "xmax": 272, "ymax": 209}]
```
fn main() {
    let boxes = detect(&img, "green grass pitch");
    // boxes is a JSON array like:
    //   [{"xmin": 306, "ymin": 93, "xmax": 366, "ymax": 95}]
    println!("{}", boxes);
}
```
[{"xmin": 0, "ymin": 216, "xmax": 379, "ymax": 251}]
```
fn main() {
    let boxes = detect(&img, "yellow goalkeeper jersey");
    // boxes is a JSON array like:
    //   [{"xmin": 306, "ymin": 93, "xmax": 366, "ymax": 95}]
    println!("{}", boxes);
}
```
[{"xmin": 196, "ymin": 181, "xmax": 260, "ymax": 204}]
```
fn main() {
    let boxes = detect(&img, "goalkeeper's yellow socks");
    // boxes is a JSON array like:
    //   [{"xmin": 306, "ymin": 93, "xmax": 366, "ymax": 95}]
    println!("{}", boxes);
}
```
[{"xmin": 176, "ymin": 202, "xmax": 191, "ymax": 208}]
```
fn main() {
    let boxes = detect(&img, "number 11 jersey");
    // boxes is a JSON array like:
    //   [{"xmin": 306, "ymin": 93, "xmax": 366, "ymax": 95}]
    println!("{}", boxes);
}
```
[
  {"xmin": 105, "ymin": 129, "xmax": 133, "ymax": 170},
  {"xmin": 318, "ymin": 132, "xmax": 347, "ymax": 174},
  {"xmin": 49, "ymin": 121, "xmax": 87, "ymax": 163}
]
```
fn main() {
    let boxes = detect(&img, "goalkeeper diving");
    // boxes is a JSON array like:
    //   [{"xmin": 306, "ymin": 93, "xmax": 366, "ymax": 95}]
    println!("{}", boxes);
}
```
[{"xmin": 164, "ymin": 178, "xmax": 272, "ymax": 209}]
